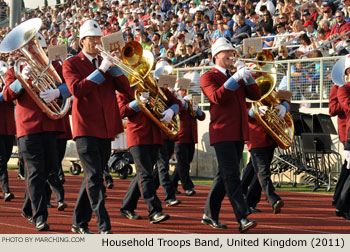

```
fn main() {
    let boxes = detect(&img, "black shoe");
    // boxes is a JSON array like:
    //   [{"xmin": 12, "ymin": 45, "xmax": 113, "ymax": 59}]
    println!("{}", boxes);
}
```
[
  {"xmin": 99, "ymin": 230, "xmax": 113, "ymax": 234},
  {"xmin": 106, "ymin": 181, "xmax": 114, "ymax": 189},
  {"xmin": 201, "ymin": 214, "xmax": 227, "ymax": 229},
  {"xmin": 71, "ymin": 224, "xmax": 94, "ymax": 234},
  {"xmin": 47, "ymin": 202, "xmax": 55, "ymax": 208},
  {"xmin": 57, "ymin": 201, "xmax": 67, "ymax": 211},
  {"xmin": 185, "ymin": 189, "xmax": 196, "ymax": 196},
  {"xmin": 36, "ymin": 222, "xmax": 50, "ymax": 231},
  {"xmin": 343, "ymin": 210, "xmax": 350, "ymax": 220},
  {"xmin": 335, "ymin": 209, "xmax": 343, "ymax": 217},
  {"xmin": 175, "ymin": 190, "xmax": 181, "ymax": 195},
  {"xmin": 120, "ymin": 210, "xmax": 142, "ymax": 220},
  {"xmin": 238, "ymin": 218, "xmax": 257, "ymax": 233},
  {"xmin": 249, "ymin": 206, "xmax": 262, "ymax": 213},
  {"xmin": 21, "ymin": 212, "xmax": 33, "ymax": 224},
  {"xmin": 165, "ymin": 199, "xmax": 181, "ymax": 207},
  {"xmin": 149, "ymin": 212, "xmax": 170, "ymax": 224},
  {"xmin": 4, "ymin": 192, "xmax": 14, "ymax": 202},
  {"xmin": 272, "ymin": 200, "xmax": 284, "ymax": 214},
  {"xmin": 17, "ymin": 174, "xmax": 25, "ymax": 180}
]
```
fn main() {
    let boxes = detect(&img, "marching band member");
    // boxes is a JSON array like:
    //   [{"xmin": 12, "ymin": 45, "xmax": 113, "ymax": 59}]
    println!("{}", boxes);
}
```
[
  {"xmin": 171, "ymin": 82, "xmax": 206, "ymax": 196},
  {"xmin": 62, "ymin": 20, "xmax": 130, "ymax": 234},
  {"xmin": 246, "ymin": 90, "xmax": 292, "ymax": 214},
  {"xmin": 117, "ymin": 69, "xmax": 182, "ymax": 223},
  {"xmin": 333, "ymin": 54, "xmax": 350, "ymax": 220},
  {"xmin": 200, "ymin": 37, "xmax": 260, "ymax": 232},
  {"xmin": 2, "ymin": 54, "xmax": 68, "ymax": 232},
  {"xmin": 152, "ymin": 68, "xmax": 181, "ymax": 207},
  {"xmin": 0, "ymin": 68, "xmax": 15, "ymax": 202}
]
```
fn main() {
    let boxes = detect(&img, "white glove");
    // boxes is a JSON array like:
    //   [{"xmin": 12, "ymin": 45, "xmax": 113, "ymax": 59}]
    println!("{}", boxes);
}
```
[
  {"xmin": 192, "ymin": 102, "xmax": 198, "ymax": 111},
  {"xmin": 22, "ymin": 65, "xmax": 33, "ymax": 81},
  {"xmin": 184, "ymin": 94, "xmax": 192, "ymax": 101},
  {"xmin": 39, "ymin": 89, "xmax": 60, "ymax": 103},
  {"xmin": 232, "ymin": 67, "xmax": 256, "ymax": 82},
  {"xmin": 233, "ymin": 60, "xmax": 245, "ymax": 70},
  {"xmin": 258, "ymin": 105, "xmax": 268, "ymax": 115},
  {"xmin": 177, "ymin": 95, "xmax": 185, "ymax": 106},
  {"xmin": 99, "ymin": 55, "xmax": 113, "ymax": 73},
  {"xmin": 140, "ymin": 92, "xmax": 149, "ymax": 104},
  {"xmin": 342, "ymin": 150, "xmax": 350, "ymax": 169},
  {"xmin": 275, "ymin": 104, "xmax": 287, "ymax": 119},
  {"xmin": 160, "ymin": 108, "xmax": 174, "ymax": 124}
]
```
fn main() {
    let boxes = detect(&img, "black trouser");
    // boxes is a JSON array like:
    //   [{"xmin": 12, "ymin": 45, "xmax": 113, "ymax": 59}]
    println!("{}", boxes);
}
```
[
  {"xmin": 121, "ymin": 144, "xmax": 163, "ymax": 218},
  {"xmin": 250, "ymin": 146, "xmax": 281, "ymax": 207},
  {"xmin": 73, "ymin": 136, "xmax": 111, "ymax": 232},
  {"xmin": 241, "ymin": 159, "xmax": 262, "ymax": 208},
  {"xmin": 16, "ymin": 137, "xmax": 25, "ymax": 177},
  {"xmin": 204, "ymin": 141, "xmax": 249, "ymax": 222},
  {"xmin": 172, "ymin": 143, "xmax": 195, "ymax": 191},
  {"xmin": 103, "ymin": 165, "xmax": 113, "ymax": 185},
  {"xmin": 46, "ymin": 138, "xmax": 67, "ymax": 204},
  {"xmin": 153, "ymin": 139, "xmax": 176, "ymax": 201},
  {"xmin": 0, "ymin": 135, "xmax": 14, "ymax": 194},
  {"xmin": 19, "ymin": 132, "xmax": 58, "ymax": 225},
  {"xmin": 335, "ymin": 162, "xmax": 350, "ymax": 212}
]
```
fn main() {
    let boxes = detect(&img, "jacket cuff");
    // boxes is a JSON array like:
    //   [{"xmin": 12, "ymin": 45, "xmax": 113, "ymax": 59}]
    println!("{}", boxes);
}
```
[
  {"xmin": 244, "ymin": 76, "xmax": 255, "ymax": 85},
  {"xmin": 248, "ymin": 108, "xmax": 255, "ymax": 118},
  {"xmin": 87, "ymin": 69, "xmax": 105, "ymax": 84},
  {"xmin": 108, "ymin": 66, "xmax": 124, "ymax": 77},
  {"xmin": 196, "ymin": 109, "xmax": 203, "ymax": 117},
  {"xmin": 10, "ymin": 79, "xmax": 24, "ymax": 94},
  {"xmin": 129, "ymin": 100, "xmax": 141, "ymax": 112},
  {"xmin": 281, "ymin": 101, "xmax": 290, "ymax": 112},
  {"xmin": 0, "ymin": 92, "xmax": 4, "ymax": 102},
  {"xmin": 58, "ymin": 83, "xmax": 71, "ymax": 100},
  {"xmin": 224, "ymin": 77, "xmax": 239, "ymax": 91},
  {"xmin": 170, "ymin": 104, "xmax": 179, "ymax": 115}
]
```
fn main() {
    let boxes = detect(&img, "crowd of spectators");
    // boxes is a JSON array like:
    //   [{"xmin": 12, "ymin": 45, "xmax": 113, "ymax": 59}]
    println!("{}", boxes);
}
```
[{"xmin": 0, "ymin": 0, "xmax": 350, "ymax": 72}]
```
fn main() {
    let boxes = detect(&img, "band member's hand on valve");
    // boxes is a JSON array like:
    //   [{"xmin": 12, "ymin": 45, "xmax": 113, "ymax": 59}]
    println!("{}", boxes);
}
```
[
  {"xmin": 342, "ymin": 150, "xmax": 350, "ymax": 169},
  {"xmin": 258, "ymin": 105, "xmax": 268, "ymax": 115},
  {"xmin": 39, "ymin": 89, "xmax": 60, "ymax": 103},
  {"xmin": 140, "ymin": 92, "xmax": 149, "ymax": 104},
  {"xmin": 232, "ymin": 67, "xmax": 256, "ymax": 83},
  {"xmin": 99, "ymin": 55, "xmax": 113, "ymax": 73},
  {"xmin": 22, "ymin": 65, "xmax": 33, "ymax": 81},
  {"xmin": 275, "ymin": 104, "xmax": 286, "ymax": 119},
  {"xmin": 160, "ymin": 108, "xmax": 174, "ymax": 124}
]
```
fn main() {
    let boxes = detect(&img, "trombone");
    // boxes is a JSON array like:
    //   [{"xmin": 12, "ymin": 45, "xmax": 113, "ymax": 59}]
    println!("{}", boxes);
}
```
[{"xmin": 229, "ymin": 57, "xmax": 287, "ymax": 75}]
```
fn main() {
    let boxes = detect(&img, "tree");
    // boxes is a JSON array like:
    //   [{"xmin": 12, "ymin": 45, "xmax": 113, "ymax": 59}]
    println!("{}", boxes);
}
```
[
  {"xmin": 56, "ymin": 0, "xmax": 61, "ymax": 5},
  {"xmin": 45, "ymin": 0, "xmax": 48, "ymax": 7}
]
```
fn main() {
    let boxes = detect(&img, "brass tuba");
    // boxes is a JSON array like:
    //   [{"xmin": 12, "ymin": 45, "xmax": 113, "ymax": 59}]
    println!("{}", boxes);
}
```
[
  {"xmin": 0, "ymin": 18, "xmax": 71, "ymax": 120},
  {"xmin": 248, "ymin": 50, "xmax": 294, "ymax": 149},
  {"xmin": 96, "ymin": 41, "xmax": 180, "ymax": 137}
]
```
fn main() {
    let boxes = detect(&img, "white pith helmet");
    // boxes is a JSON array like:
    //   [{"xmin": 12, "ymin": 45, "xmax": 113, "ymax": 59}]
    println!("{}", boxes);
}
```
[
  {"xmin": 37, "ymin": 33, "xmax": 47, "ymax": 48},
  {"xmin": 154, "ymin": 60, "xmax": 173, "ymax": 79},
  {"xmin": 211, "ymin": 37, "xmax": 234, "ymax": 57},
  {"xmin": 79, "ymin": 19, "xmax": 103, "ymax": 40}
]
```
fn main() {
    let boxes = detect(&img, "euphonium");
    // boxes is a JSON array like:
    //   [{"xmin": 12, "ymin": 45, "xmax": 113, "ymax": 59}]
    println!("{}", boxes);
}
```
[
  {"xmin": 0, "ymin": 18, "xmax": 71, "ymax": 120},
  {"xmin": 96, "ymin": 41, "xmax": 179, "ymax": 137},
  {"xmin": 248, "ymin": 50, "xmax": 294, "ymax": 149}
]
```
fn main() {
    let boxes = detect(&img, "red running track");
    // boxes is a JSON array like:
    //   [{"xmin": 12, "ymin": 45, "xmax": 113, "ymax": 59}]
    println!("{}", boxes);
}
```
[{"xmin": 0, "ymin": 171, "xmax": 349, "ymax": 234}]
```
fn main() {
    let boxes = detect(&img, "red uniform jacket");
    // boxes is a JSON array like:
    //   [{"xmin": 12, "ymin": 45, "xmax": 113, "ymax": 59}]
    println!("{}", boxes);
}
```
[
  {"xmin": 175, "ymin": 106, "xmax": 206, "ymax": 144},
  {"xmin": 62, "ymin": 51, "xmax": 130, "ymax": 139},
  {"xmin": 200, "ymin": 68, "xmax": 261, "ymax": 145},
  {"xmin": 117, "ymin": 86, "xmax": 182, "ymax": 148},
  {"xmin": 336, "ymin": 83, "xmax": 350, "ymax": 149},
  {"xmin": 0, "ymin": 86, "xmax": 16, "ymax": 135},
  {"xmin": 3, "ymin": 68, "xmax": 64, "ymax": 138},
  {"xmin": 329, "ymin": 85, "xmax": 346, "ymax": 143}
]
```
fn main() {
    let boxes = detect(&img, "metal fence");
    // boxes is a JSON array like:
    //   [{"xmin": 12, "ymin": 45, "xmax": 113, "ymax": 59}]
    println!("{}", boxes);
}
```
[{"xmin": 173, "ymin": 56, "xmax": 342, "ymax": 108}]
